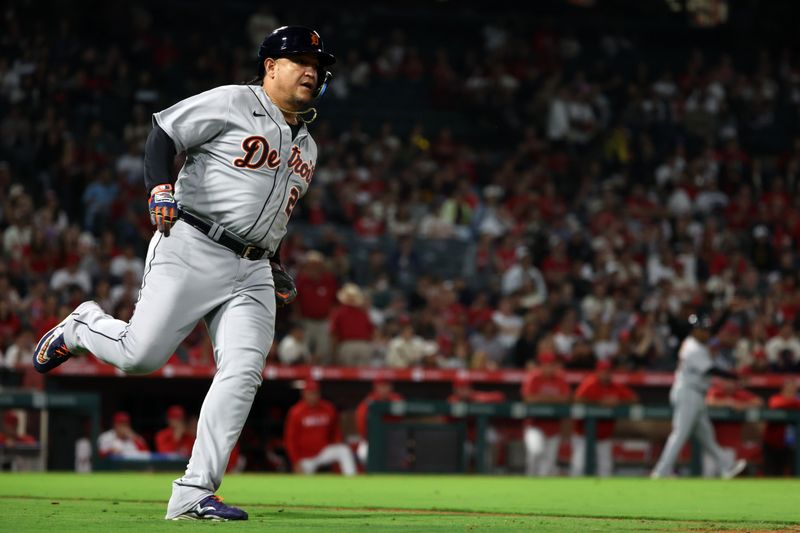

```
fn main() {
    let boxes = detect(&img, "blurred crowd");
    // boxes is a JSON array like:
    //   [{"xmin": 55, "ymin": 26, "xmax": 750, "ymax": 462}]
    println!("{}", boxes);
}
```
[{"xmin": 2, "ymin": 3, "xmax": 800, "ymax": 375}]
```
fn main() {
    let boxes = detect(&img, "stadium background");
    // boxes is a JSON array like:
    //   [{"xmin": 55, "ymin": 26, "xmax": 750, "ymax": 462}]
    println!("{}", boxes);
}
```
[{"xmin": 2, "ymin": 0, "xmax": 800, "ymax": 477}]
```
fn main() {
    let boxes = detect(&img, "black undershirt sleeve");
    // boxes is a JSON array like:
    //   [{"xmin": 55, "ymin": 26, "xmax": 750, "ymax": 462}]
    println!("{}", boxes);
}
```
[{"xmin": 144, "ymin": 124, "xmax": 177, "ymax": 195}]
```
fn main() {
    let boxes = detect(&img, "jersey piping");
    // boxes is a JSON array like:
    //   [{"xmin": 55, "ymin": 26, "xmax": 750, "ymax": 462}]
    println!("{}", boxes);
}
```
[{"xmin": 241, "ymin": 85, "xmax": 282, "ymax": 242}]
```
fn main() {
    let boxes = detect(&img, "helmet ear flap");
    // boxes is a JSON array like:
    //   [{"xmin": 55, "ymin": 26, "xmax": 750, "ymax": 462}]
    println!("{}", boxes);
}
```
[{"xmin": 314, "ymin": 69, "xmax": 332, "ymax": 98}]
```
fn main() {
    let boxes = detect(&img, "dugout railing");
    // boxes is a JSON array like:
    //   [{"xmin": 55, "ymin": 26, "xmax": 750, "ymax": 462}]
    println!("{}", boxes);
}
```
[{"xmin": 366, "ymin": 401, "xmax": 800, "ymax": 476}]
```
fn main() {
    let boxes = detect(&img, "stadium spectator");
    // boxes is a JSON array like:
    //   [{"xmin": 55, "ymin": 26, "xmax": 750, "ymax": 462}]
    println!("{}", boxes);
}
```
[
  {"xmin": 0, "ymin": 327, "xmax": 34, "ymax": 368},
  {"xmin": 284, "ymin": 380, "xmax": 356, "ymax": 476},
  {"xmin": 355, "ymin": 379, "xmax": 403, "ymax": 465},
  {"xmin": 492, "ymin": 297, "xmax": 524, "ymax": 352},
  {"xmin": 469, "ymin": 321, "xmax": 507, "ymax": 369},
  {"xmin": 294, "ymin": 250, "xmax": 337, "ymax": 363},
  {"xmin": 704, "ymin": 376, "xmax": 763, "ymax": 477},
  {"xmin": 763, "ymin": 378, "xmax": 800, "ymax": 476},
  {"xmin": 109, "ymin": 243, "xmax": 145, "ymax": 284},
  {"xmin": 764, "ymin": 321, "xmax": 800, "ymax": 372},
  {"xmin": 571, "ymin": 360, "xmax": 638, "ymax": 477},
  {"xmin": 155, "ymin": 405, "xmax": 194, "ymax": 457},
  {"xmin": 0, "ymin": 300, "xmax": 21, "ymax": 353},
  {"xmin": 329, "ymin": 283, "xmax": 374, "ymax": 367},
  {"xmin": 385, "ymin": 318, "xmax": 437, "ymax": 368},
  {"xmin": 97, "ymin": 411, "xmax": 150, "ymax": 459},
  {"xmin": 49, "ymin": 255, "xmax": 91, "ymax": 295},
  {"xmin": 276, "ymin": 323, "xmax": 311, "ymax": 366},
  {"xmin": 521, "ymin": 352, "xmax": 571, "ymax": 476}
]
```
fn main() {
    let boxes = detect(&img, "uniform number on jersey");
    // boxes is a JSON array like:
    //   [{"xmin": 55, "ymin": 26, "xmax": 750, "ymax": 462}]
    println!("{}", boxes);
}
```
[{"xmin": 285, "ymin": 186, "xmax": 300, "ymax": 217}]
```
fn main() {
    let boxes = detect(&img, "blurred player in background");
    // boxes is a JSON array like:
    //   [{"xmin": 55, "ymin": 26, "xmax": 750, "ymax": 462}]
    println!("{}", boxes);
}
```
[
  {"xmin": 571, "ymin": 359, "xmax": 637, "ymax": 477},
  {"xmin": 155, "ymin": 405, "xmax": 194, "ymax": 457},
  {"xmin": 276, "ymin": 323, "xmax": 311, "ymax": 366},
  {"xmin": 97, "ymin": 411, "xmax": 150, "ymax": 459},
  {"xmin": 651, "ymin": 313, "xmax": 747, "ymax": 478},
  {"xmin": 521, "ymin": 352, "xmax": 571, "ymax": 476},
  {"xmin": 703, "ymin": 374, "xmax": 762, "ymax": 476},
  {"xmin": 355, "ymin": 378, "xmax": 403, "ymax": 465},
  {"xmin": 284, "ymin": 380, "xmax": 356, "ymax": 475},
  {"xmin": 763, "ymin": 378, "xmax": 800, "ymax": 476}
]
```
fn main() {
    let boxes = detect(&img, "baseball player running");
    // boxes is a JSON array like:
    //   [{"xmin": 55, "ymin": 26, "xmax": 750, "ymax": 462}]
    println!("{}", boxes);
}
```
[
  {"xmin": 651, "ymin": 313, "xmax": 747, "ymax": 479},
  {"xmin": 32, "ymin": 26, "xmax": 335, "ymax": 520}
]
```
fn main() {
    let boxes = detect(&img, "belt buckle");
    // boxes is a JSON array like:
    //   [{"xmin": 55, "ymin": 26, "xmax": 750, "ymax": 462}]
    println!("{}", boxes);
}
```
[{"xmin": 242, "ymin": 245, "xmax": 261, "ymax": 260}]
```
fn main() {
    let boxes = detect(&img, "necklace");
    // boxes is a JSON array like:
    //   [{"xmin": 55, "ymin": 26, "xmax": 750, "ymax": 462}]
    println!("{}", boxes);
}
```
[{"xmin": 262, "ymin": 87, "xmax": 318, "ymax": 124}]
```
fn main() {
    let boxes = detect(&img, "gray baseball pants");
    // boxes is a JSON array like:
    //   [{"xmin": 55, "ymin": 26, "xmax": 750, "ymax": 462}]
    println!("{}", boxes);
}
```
[
  {"xmin": 62, "ymin": 220, "xmax": 276, "ymax": 518},
  {"xmin": 651, "ymin": 388, "xmax": 731, "ymax": 477}
]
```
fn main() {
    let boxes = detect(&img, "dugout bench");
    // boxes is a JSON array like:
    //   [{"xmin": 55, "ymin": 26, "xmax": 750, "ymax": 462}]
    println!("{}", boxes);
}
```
[{"xmin": 367, "ymin": 401, "xmax": 800, "ymax": 476}]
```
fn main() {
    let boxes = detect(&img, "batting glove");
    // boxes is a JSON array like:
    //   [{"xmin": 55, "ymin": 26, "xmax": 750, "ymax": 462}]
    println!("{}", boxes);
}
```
[
  {"xmin": 149, "ymin": 184, "xmax": 178, "ymax": 237},
  {"xmin": 272, "ymin": 265, "xmax": 297, "ymax": 307}
]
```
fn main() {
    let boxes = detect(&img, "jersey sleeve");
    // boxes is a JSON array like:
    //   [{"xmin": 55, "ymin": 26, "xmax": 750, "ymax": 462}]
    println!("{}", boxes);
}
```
[{"xmin": 152, "ymin": 86, "xmax": 233, "ymax": 153}]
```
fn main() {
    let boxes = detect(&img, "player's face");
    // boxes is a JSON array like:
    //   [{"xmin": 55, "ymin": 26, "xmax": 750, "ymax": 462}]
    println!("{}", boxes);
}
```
[
  {"xmin": 694, "ymin": 328, "xmax": 711, "ymax": 342},
  {"xmin": 274, "ymin": 54, "xmax": 320, "ymax": 106},
  {"xmin": 303, "ymin": 389, "xmax": 320, "ymax": 405}
]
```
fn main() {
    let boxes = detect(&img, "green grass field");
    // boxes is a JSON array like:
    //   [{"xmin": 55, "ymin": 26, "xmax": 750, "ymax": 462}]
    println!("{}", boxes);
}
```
[{"xmin": 2, "ymin": 473, "xmax": 799, "ymax": 532}]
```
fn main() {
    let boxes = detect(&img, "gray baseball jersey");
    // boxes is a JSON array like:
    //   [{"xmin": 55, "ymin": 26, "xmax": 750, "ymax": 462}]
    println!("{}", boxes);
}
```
[
  {"xmin": 670, "ymin": 335, "xmax": 713, "ymax": 399},
  {"xmin": 153, "ymin": 84, "xmax": 317, "ymax": 254}
]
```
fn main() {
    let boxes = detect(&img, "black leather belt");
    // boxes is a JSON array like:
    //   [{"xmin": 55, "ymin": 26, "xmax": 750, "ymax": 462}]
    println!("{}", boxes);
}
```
[{"xmin": 179, "ymin": 210, "xmax": 269, "ymax": 261}]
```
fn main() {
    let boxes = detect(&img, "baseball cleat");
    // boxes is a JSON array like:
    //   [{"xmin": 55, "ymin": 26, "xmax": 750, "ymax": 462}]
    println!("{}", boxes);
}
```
[
  {"xmin": 722, "ymin": 459, "xmax": 747, "ymax": 479},
  {"xmin": 32, "ymin": 323, "xmax": 73, "ymax": 374},
  {"xmin": 172, "ymin": 495, "xmax": 248, "ymax": 521}
]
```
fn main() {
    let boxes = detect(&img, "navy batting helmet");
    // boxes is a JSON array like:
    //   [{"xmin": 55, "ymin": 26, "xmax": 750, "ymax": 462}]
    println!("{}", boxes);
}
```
[
  {"xmin": 257, "ymin": 26, "xmax": 335, "ymax": 98},
  {"xmin": 688, "ymin": 313, "xmax": 712, "ymax": 330}
]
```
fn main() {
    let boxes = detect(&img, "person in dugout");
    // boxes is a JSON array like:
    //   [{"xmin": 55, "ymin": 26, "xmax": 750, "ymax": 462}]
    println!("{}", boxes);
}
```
[
  {"xmin": 97, "ymin": 411, "xmax": 150, "ymax": 459},
  {"xmin": 284, "ymin": 380, "xmax": 356, "ymax": 475},
  {"xmin": 355, "ymin": 379, "xmax": 403, "ymax": 465},
  {"xmin": 521, "ymin": 352, "xmax": 571, "ymax": 476},
  {"xmin": 0, "ymin": 411, "xmax": 36, "ymax": 447},
  {"xmin": 570, "ymin": 359, "xmax": 638, "ymax": 477},
  {"xmin": 155, "ymin": 405, "xmax": 195, "ymax": 457}
]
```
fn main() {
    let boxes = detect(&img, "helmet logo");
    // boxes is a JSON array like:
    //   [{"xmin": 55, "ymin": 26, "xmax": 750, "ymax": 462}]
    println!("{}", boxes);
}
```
[{"xmin": 310, "ymin": 33, "xmax": 319, "ymax": 46}]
